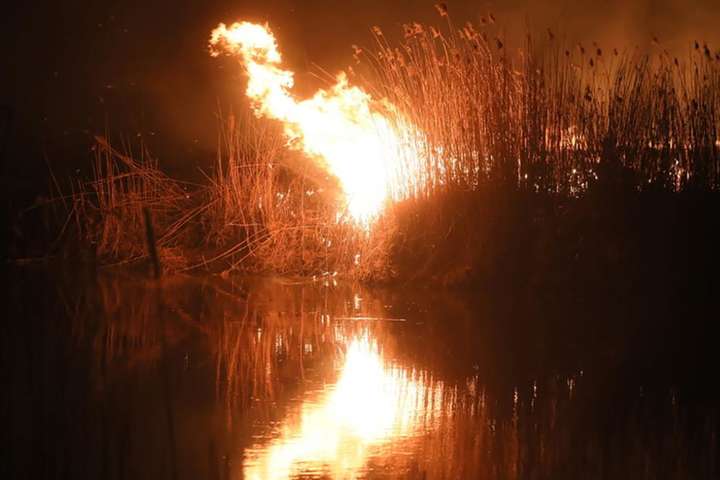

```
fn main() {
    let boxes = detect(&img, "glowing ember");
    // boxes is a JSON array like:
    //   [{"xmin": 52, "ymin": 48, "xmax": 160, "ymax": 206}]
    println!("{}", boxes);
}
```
[{"xmin": 209, "ymin": 21, "xmax": 419, "ymax": 223}]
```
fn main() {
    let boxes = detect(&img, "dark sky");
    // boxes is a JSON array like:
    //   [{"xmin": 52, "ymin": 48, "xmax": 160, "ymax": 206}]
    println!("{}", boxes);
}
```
[{"xmin": 2, "ymin": 0, "xmax": 720, "ymax": 192}]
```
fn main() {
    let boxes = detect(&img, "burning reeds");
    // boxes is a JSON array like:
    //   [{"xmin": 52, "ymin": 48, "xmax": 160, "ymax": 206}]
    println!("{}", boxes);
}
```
[
  {"xmin": 355, "ymin": 14, "xmax": 719, "ymax": 195},
  {"xmin": 26, "ymin": 10, "xmax": 720, "ymax": 285}
]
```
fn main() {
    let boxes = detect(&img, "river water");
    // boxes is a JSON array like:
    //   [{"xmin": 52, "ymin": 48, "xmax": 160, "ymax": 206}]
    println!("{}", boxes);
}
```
[{"xmin": 4, "ymin": 268, "xmax": 718, "ymax": 479}]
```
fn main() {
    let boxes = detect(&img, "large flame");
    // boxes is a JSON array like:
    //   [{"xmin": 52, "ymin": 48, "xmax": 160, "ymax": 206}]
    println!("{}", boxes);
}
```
[{"xmin": 209, "ymin": 21, "xmax": 418, "ymax": 223}]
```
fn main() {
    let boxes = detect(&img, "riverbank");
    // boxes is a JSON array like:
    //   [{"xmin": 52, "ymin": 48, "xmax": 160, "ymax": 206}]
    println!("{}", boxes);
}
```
[{"xmin": 10, "ymin": 157, "xmax": 719, "ymax": 313}]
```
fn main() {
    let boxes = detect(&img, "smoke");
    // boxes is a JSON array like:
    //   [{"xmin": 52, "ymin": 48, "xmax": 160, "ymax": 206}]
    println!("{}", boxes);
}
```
[
  {"xmin": 284, "ymin": 0, "xmax": 720, "ymax": 70},
  {"xmin": 482, "ymin": 0, "xmax": 720, "ymax": 51}
]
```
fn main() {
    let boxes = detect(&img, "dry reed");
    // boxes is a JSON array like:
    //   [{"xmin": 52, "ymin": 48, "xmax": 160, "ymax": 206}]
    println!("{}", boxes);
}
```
[
  {"xmin": 36, "ymin": 11, "xmax": 720, "ymax": 279},
  {"xmin": 354, "ymin": 13, "xmax": 719, "ymax": 196}
]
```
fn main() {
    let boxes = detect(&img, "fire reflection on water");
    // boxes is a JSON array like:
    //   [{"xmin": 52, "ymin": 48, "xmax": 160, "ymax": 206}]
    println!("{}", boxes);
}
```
[
  {"xmin": 45, "ymin": 274, "xmax": 718, "ymax": 480},
  {"xmin": 243, "ymin": 330, "xmax": 445, "ymax": 479}
]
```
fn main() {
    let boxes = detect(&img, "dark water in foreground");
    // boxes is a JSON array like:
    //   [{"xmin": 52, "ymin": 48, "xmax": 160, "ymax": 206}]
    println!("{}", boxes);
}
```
[{"xmin": 3, "ymin": 268, "xmax": 719, "ymax": 479}]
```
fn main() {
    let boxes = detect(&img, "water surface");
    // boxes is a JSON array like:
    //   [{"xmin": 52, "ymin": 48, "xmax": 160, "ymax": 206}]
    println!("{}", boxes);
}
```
[{"xmin": 4, "ymin": 268, "xmax": 718, "ymax": 479}]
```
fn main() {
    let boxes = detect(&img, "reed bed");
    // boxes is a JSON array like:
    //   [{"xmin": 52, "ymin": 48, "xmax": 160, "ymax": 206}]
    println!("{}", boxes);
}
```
[
  {"xmin": 57, "ymin": 136, "xmax": 194, "ymax": 267},
  {"xmin": 354, "ymin": 10, "xmax": 719, "ymax": 196},
  {"xmin": 201, "ymin": 111, "xmax": 362, "ymax": 275},
  {"xmin": 33, "ymin": 11, "xmax": 720, "ymax": 281},
  {"xmin": 46, "ymin": 111, "xmax": 366, "ymax": 275}
]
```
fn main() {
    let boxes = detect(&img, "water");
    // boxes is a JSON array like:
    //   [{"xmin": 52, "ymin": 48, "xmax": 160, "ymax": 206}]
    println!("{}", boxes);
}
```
[{"xmin": 4, "ymin": 268, "xmax": 718, "ymax": 479}]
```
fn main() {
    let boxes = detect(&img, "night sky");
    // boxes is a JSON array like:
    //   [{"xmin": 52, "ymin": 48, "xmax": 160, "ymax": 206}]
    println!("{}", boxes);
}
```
[{"xmin": 2, "ymin": 0, "xmax": 720, "ymax": 200}]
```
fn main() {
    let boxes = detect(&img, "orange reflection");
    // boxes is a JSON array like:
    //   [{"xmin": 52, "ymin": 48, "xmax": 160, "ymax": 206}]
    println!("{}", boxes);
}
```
[{"xmin": 243, "ymin": 331, "xmax": 444, "ymax": 479}]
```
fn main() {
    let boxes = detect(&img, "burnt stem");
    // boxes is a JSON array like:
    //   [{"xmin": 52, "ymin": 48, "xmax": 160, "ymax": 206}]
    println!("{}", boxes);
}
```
[{"xmin": 143, "ymin": 207, "xmax": 162, "ymax": 279}]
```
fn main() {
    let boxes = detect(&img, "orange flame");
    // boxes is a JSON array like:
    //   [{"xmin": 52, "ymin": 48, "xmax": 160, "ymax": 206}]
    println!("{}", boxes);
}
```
[{"xmin": 209, "ymin": 21, "xmax": 420, "ymax": 223}]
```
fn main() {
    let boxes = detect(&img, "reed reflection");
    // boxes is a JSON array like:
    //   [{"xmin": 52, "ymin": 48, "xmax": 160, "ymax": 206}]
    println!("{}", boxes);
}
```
[{"xmin": 31, "ymin": 272, "xmax": 717, "ymax": 480}]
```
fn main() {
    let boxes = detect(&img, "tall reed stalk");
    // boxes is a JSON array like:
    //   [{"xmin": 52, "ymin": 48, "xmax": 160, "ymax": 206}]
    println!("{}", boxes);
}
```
[{"xmin": 354, "ymin": 14, "xmax": 719, "ymax": 197}]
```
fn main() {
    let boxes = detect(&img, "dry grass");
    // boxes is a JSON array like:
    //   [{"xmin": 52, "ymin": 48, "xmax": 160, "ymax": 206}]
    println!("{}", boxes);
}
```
[
  {"xmin": 46, "ymin": 112, "xmax": 365, "ymax": 276},
  {"xmin": 198, "ymin": 111, "xmax": 363, "ymax": 275},
  {"xmin": 352, "ymin": 14, "xmax": 719, "ymax": 195},
  {"xmin": 63, "ymin": 137, "xmax": 194, "ymax": 266},
  {"xmin": 35, "ymin": 13, "xmax": 720, "ymax": 280}
]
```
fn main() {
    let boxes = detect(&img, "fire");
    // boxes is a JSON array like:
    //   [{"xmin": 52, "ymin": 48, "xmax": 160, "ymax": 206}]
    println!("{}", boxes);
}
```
[{"xmin": 209, "ymin": 21, "xmax": 420, "ymax": 223}]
